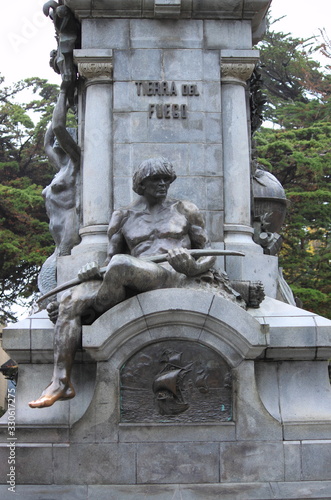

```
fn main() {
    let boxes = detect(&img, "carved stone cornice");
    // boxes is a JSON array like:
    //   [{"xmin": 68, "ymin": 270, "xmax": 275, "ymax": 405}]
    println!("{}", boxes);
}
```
[
  {"xmin": 78, "ymin": 62, "xmax": 113, "ymax": 83},
  {"xmin": 64, "ymin": 0, "xmax": 271, "ymax": 38},
  {"xmin": 154, "ymin": 0, "xmax": 181, "ymax": 17},
  {"xmin": 221, "ymin": 50, "xmax": 260, "ymax": 86},
  {"xmin": 73, "ymin": 49, "xmax": 113, "ymax": 86},
  {"xmin": 221, "ymin": 62, "xmax": 256, "ymax": 85}
]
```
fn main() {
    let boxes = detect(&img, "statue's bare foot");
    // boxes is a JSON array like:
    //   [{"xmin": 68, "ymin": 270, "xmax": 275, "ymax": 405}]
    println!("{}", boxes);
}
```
[{"xmin": 29, "ymin": 380, "xmax": 75, "ymax": 409}]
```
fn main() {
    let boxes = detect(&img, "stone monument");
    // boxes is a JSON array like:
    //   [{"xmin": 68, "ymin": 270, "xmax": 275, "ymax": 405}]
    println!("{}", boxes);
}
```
[{"xmin": 1, "ymin": 1, "xmax": 331, "ymax": 499}]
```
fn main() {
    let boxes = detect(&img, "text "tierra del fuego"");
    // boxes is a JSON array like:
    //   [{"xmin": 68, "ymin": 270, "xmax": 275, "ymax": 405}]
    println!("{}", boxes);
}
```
[{"xmin": 135, "ymin": 81, "xmax": 200, "ymax": 119}]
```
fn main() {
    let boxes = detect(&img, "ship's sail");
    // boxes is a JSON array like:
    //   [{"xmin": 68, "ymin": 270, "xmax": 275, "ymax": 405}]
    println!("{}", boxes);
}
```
[{"xmin": 153, "ymin": 368, "xmax": 183, "ymax": 397}]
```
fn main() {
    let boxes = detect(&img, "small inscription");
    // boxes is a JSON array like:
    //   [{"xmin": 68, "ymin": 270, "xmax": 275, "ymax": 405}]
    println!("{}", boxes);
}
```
[
  {"xmin": 149, "ymin": 104, "xmax": 187, "ymax": 119},
  {"xmin": 135, "ymin": 81, "xmax": 178, "ymax": 96},
  {"xmin": 135, "ymin": 80, "xmax": 200, "ymax": 119},
  {"xmin": 181, "ymin": 84, "xmax": 200, "ymax": 96}
]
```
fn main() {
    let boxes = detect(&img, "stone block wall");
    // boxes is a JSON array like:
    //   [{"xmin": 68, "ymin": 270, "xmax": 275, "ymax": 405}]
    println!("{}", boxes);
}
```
[{"xmin": 1, "ymin": 291, "xmax": 331, "ymax": 499}]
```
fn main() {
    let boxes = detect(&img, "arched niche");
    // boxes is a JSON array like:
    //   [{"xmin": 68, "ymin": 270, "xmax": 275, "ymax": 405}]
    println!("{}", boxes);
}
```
[
  {"xmin": 81, "ymin": 289, "xmax": 267, "ymax": 427},
  {"xmin": 82, "ymin": 288, "xmax": 267, "ymax": 368}
]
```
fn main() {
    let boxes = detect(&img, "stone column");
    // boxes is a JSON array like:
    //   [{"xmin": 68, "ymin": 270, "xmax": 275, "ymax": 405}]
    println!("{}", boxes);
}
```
[
  {"xmin": 74, "ymin": 49, "xmax": 113, "ymax": 252},
  {"xmin": 221, "ymin": 50, "xmax": 260, "ymax": 249}
]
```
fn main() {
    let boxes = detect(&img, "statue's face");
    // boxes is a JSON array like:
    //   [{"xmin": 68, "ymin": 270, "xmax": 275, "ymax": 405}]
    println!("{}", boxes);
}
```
[{"xmin": 141, "ymin": 174, "xmax": 172, "ymax": 201}]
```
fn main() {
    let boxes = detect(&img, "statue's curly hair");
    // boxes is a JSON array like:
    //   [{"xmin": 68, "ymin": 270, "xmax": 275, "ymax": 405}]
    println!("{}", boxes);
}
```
[{"xmin": 132, "ymin": 157, "xmax": 177, "ymax": 195}]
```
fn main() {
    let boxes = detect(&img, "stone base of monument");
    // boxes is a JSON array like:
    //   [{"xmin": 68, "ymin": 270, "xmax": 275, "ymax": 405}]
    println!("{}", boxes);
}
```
[{"xmin": 1, "ymin": 289, "xmax": 331, "ymax": 499}]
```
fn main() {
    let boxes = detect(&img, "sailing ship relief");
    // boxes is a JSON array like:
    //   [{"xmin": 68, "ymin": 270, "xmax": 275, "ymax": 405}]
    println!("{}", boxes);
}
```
[
  {"xmin": 120, "ymin": 340, "xmax": 233, "ymax": 423},
  {"xmin": 153, "ymin": 350, "xmax": 193, "ymax": 415}
]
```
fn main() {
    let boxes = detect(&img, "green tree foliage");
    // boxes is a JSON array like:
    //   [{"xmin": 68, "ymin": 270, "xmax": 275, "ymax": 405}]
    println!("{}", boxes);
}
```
[
  {"xmin": 255, "ymin": 22, "xmax": 331, "ymax": 318},
  {"xmin": 0, "ymin": 76, "xmax": 58, "ymax": 323},
  {"xmin": 258, "ymin": 19, "xmax": 331, "ymax": 125}
]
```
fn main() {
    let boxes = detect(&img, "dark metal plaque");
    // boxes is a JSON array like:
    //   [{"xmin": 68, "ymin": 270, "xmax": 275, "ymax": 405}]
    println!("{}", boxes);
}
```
[{"xmin": 120, "ymin": 340, "xmax": 232, "ymax": 423}]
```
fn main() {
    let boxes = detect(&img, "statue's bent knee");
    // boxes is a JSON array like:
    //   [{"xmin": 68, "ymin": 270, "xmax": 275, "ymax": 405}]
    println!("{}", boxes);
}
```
[
  {"xmin": 106, "ymin": 254, "xmax": 134, "ymax": 277},
  {"xmin": 58, "ymin": 289, "xmax": 75, "ymax": 315}
]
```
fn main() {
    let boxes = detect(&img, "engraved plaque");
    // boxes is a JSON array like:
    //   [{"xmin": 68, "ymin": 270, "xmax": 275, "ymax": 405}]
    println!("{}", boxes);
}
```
[{"xmin": 120, "ymin": 340, "xmax": 232, "ymax": 423}]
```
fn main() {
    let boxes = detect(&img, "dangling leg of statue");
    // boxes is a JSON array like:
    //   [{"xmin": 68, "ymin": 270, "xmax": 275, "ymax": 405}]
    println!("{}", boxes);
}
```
[
  {"xmin": 29, "ymin": 256, "xmax": 174, "ymax": 408},
  {"xmin": 29, "ymin": 281, "xmax": 101, "ymax": 408}
]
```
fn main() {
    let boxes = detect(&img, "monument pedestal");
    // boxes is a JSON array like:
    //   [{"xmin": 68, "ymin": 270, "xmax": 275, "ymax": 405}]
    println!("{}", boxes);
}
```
[{"xmin": 1, "ymin": 290, "xmax": 331, "ymax": 499}]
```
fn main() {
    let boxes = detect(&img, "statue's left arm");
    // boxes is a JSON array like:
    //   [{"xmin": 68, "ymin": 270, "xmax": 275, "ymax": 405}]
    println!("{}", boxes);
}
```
[
  {"xmin": 105, "ymin": 209, "xmax": 129, "ymax": 264},
  {"xmin": 168, "ymin": 201, "xmax": 216, "ymax": 277}
]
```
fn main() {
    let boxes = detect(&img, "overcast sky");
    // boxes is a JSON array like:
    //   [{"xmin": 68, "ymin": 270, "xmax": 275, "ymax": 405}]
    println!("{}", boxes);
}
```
[{"xmin": 1, "ymin": 0, "xmax": 330, "ymax": 86}]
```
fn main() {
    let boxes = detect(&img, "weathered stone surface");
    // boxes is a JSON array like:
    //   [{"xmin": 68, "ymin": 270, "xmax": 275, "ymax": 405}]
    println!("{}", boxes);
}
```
[
  {"xmin": 131, "ymin": 19, "xmax": 204, "ymax": 49},
  {"xmin": 137, "ymin": 442, "xmax": 220, "ymax": 483},
  {"xmin": 2, "ymin": 482, "xmax": 331, "ymax": 500},
  {"xmin": 220, "ymin": 441, "xmax": 284, "ymax": 482},
  {"xmin": 249, "ymin": 296, "xmax": 331, "ymax": 359},
  {"xmin": 53, "ymin": 443, "xmax": 136, "ymax": 485},
  {"xmin": 302, "ymin": 441, "xmax": 331, "ymax": 480},
  {"xmin": 234, "ymin": 361, "xmax": 282, "ymax": 441},
  {"xmin": 204, "ymin": 20, "xmax": 252, "ymax": 49},
  {"xmin": 255, "ymin": 359, "xmax": 331, "ymax": 440},
  {"xmin": 65, "ymin": 0, "xmax": 271, "ymax": 39},
  {"xmin": 283, "ymin": 441, "xmax": 302, "ymax": 482},
  {"xmin": 119, "ymin": 422, "xmax": 236, "ymax": 443},
  {"xmin": 82, "ymin": 19, "xmax": 130, "ymax": 49},
  {"xmin": 0, "ymin": 485, "xmax": 87, "ymax": 500}
]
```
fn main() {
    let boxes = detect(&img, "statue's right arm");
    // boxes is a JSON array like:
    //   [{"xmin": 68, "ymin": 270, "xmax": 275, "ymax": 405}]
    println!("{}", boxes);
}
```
[
  {"xmin": 105, "ymin": 210, "xmax": 128, "ymax": 265},
  {"xmin": 52, "ymin": 84, "xmax": 80, "ymax": 166},
  {"xmin": 77, "ymin": 210, "xmax": 128, "ymax": 281},
  {"xmin": 43, "ymin": 1, "xmax": 59, "ymax": 17},
  {"xmin": 44, "ymin": 124, "xmax": 60, "ymax": 171},
  {"xmin": 43, "ymin": 0, "xmax": 59, "ymax": 17}
]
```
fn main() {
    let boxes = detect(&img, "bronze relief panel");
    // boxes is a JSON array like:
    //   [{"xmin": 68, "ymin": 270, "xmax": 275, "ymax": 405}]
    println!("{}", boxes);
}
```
[{"xmin": 120, "ymin": 340, "xmax": 232, "ymax": 423}]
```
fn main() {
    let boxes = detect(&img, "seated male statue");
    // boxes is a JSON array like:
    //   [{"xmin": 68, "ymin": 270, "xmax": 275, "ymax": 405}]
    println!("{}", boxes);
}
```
[{"xmin": 29, "ymin": 157, "xmax": 259, "ymax": 409}]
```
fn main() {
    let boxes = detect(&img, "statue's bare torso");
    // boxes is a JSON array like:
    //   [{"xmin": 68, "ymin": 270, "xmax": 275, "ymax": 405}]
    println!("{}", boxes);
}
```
[{"xmin": 107, "ymin": 198, "xmax": 206, "ymax": 261}]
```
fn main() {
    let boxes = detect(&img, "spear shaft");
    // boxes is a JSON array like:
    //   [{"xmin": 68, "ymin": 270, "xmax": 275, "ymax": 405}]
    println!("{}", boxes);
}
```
[{"xmin": 37, "ymin": 249, "xmax": 244, "ymax": 303}]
